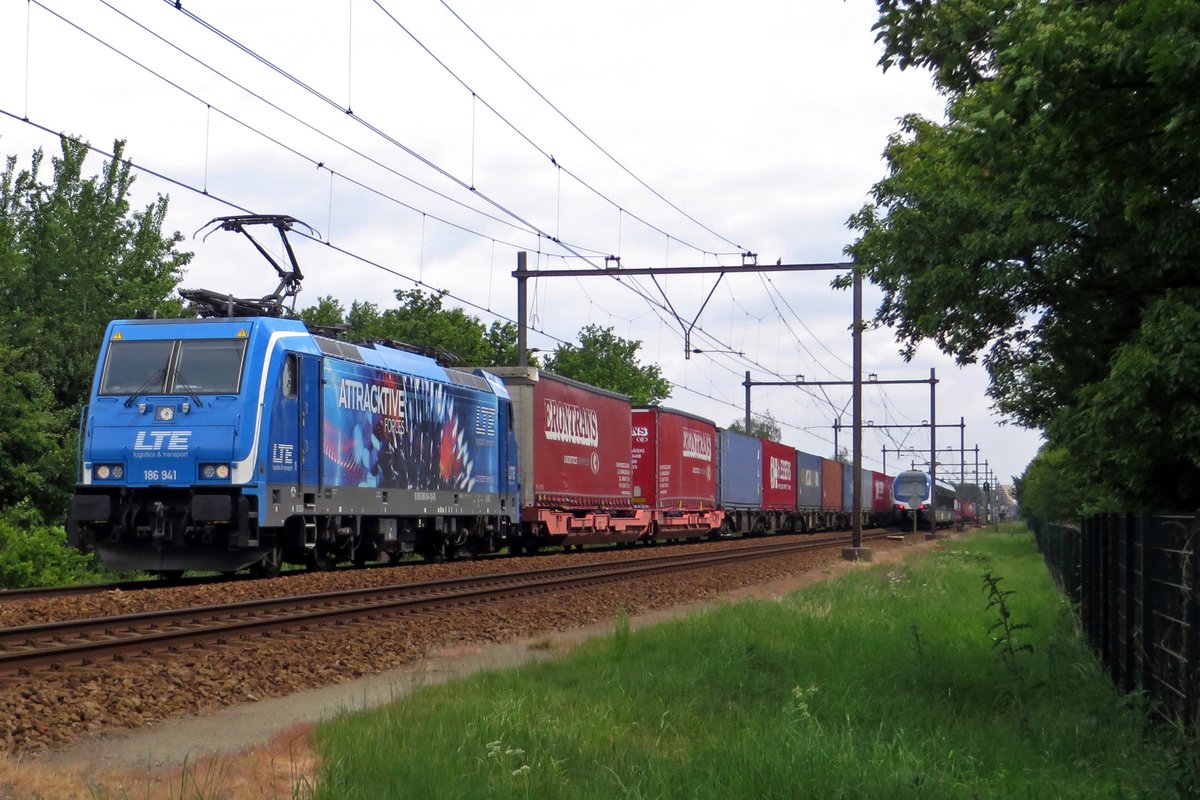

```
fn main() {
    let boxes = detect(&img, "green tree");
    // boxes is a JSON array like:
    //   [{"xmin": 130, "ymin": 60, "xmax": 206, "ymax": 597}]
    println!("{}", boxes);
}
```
[
  {"xmin": 299, "ymin": 294, "xmax": 347, "ymax": 328},
  {"xmin": 1, "ymin": 139, "xmax": 190, "ymax": 411},
  {"xmin": 300, "ymin": 290, "xmax": 520, "ymax": 367},
  {"xmin": 544, "ymin": 325, "xmax": 671, "ymax": 406},
  {"xmin": 1016, "ymin": 446, "xmax": 1091, "ymax": 524},
  {"xmin": 847, "ymin": 0, "xmax": 1200, "ymax": 508},
  {"xmin": 727, "ymin": 412, "xmax": 782, "ymax": 442},
  {"xmin": 0, "ymin": 344, "xmax": 72, "ymax": 513},
  {"xmin": 1049, "ymin": 290, "xmax": 1200, "ymax": 510},
  {"xmin": 0, "ymin": 139, "xmax": 189, "ymax": 520}
]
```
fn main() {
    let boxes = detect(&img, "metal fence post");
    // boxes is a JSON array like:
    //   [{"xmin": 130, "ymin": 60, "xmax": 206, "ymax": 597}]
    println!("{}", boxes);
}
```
[
  {"xmin": 1135, "ymin": 511, "xmax": 1152, "ymax": 694},
  {"xmin": 1185, "ymin": 514, "xmax": 1200, "ymax": 726}
]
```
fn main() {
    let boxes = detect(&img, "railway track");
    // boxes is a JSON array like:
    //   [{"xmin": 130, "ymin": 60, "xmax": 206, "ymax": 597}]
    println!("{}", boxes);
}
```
[
  {"xmin": 0, "ymin": 531, "xmax": 894, "ymax": 676},
  {"xmin": 0, "ymin": 527, "xmax": 888, "ymax": 603}
]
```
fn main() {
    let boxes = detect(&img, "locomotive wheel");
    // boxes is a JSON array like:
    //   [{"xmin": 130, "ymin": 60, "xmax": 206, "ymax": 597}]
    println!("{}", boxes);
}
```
[{"xmin": 251, "ymin": 546, "xmax": 283, "ymax": 579}]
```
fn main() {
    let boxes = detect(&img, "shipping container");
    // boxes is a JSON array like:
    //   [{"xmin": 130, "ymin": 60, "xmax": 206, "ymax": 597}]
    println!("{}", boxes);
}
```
[
  {"xmin": 761, "ymin": 440, "xmax": 797, "ymax": 510},
  {"xmin": 857, "ymin": 468, "xmax": 875, "ymax": 514},
  {"xmin": 842, "ymin": 462, "xmax": 855, "ymax": 513},
  {"xmin": 870, "ymin": 471, "xmax": 893, "ymax": 516},
  {"xmin": 795, "ymin": 450, "xmax": 823, "ymax": 509},
  {"xmin": 821, "ymin": 458, "xmax": 843, "ymax": 511},
  {"xmin": 717, "ymin": 429, "xmax": 762, "ymax": 509},
  {"xmin": 487, "ymin": 367, "xmax": 632, "ymax": 512},
  {"xmin": 631, "ymin": 407, "xmax": 718, "ymax": 509}
]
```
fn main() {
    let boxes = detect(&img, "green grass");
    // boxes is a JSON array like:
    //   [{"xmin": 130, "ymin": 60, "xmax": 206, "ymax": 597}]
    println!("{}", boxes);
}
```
[{"xmin": 313, "ymin": 530, "xmax": 1194, "ymax": 798}]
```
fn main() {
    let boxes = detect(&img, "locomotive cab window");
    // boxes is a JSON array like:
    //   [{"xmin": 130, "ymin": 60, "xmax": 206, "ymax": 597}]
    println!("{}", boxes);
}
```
[
  {"xmin": 281, "ymin": 354, "xmax": 297, "ymax": 398},
  {"xmin": 174, "ymin": 339, "xmax": 247, "ymax": 394},
  {"xmin": 99, "ymin": 340, "xmax": 173, "ymax": 395},
  {"xmin": 895, "ymin": 475, "xmax": 927, "ymax": 499},
  {"xmin": 99, "ymin": 338, "xmax": 247, "ymax": 396}
]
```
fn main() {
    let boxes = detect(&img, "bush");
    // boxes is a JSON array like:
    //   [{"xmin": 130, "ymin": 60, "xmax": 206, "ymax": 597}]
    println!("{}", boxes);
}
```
[{"xmin": 0, "ymin": 502, "xmax": 101, "ymax": 588}]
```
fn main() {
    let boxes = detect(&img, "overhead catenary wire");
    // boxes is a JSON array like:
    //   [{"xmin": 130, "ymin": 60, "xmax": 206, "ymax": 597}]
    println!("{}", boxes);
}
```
[
  {"xmin": 434, "ymin": 0, "xmax": 745, "ymax": 253},
  {"xmin": 64, "ymin": 0, "xmax": 770, "ymax": 370},
  {"xmin": 5, "ymin": 7, "xmax": 914, "ymax": 467}
]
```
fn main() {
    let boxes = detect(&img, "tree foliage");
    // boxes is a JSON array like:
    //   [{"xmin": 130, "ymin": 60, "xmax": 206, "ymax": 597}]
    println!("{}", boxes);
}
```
[
  {"xmin": 850, "ymin": 0, "xmax": 1200, "ymax": 511},
  {"xmin": 0, "ymin": 139, "xmax": 189, "ymax": 520},
  {"xmin": 727, "ymin": 412, "xmax": 782, "ymax": 442},
  {"xmin": 1, "ymin": 139, "xmax": 189, "ymax": 410},
  {"xmin": 299, "ymin": 290, "xmax": 520, "ymax": 367},
  {"xmin": 1048, "ymin": 291, "xmax": 1200, "ymax": 510},
  {"xmin": 1016, "ymin": 446, "xmax": 1093, "ymax": 523},
  {"xmin": 0, "ymin": 503, "xmax": 101, "ymax": 588},
  {"xmin": 543, "ymin": 325, "xmax": 672, "ymax": 406}
]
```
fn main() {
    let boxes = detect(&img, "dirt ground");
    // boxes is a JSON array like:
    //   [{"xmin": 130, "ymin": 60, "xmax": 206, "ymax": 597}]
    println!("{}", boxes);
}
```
[{"xmin": 0, "ymin": 534, "xmax": 944, "ymax": 799}]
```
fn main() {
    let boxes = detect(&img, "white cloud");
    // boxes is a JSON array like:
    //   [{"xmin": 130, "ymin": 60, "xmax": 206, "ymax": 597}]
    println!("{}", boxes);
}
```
[{"xmin": 0, "ymin": 0, "xmax": 1041, "ymax": 485}]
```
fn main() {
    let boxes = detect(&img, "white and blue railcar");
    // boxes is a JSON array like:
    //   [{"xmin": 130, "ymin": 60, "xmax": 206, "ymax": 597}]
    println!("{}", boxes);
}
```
[
  {"xmin": 891, "ymin": 469, "xmax": 956, "ymax": 529},
  {"xmin": 68, "ymin": 316, "xmax": 520, "ymax": 576}
]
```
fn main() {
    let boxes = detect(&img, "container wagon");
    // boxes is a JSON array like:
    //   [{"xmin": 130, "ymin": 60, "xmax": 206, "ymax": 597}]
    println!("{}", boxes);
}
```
[
  {"xmin": 716, "ymin": 428, "xmax": 763, "ymax": 535},
  {"xmin": 487, "ymin": 366, "xmax": 649, "ymax": 550},
  {"xmin": 760, "ymin": 439, "xmax": 799, "ymax": 533},
  {"xmin": 631, "ymin": 407, "xmax": 722, "ymax": 542},
  {"xmin": 821, "ymin": 458, "xmax": 847, "ymax": 528},
  {"xmin": 870, "ymin": 470, "xmax": 893, "ymax": 527},
  {"xmin": 794, "ymin": 449, "xmax": 824, "ymax": 531}
]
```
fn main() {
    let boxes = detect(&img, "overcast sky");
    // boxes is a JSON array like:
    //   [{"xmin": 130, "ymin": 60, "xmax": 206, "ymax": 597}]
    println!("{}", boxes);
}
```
[{"xmin": 0, "ymin": 0, "xmax": 1044, "ymax": 487}]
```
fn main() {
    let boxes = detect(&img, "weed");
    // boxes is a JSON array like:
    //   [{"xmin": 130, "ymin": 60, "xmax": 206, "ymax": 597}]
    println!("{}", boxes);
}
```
[
  {"xmin": 983, "ymin": 571, "xmax": 1034, "ymax": 689},
  {"xmin": 910, "ymin": 623, "xmax": 927, "ymax": 673}
]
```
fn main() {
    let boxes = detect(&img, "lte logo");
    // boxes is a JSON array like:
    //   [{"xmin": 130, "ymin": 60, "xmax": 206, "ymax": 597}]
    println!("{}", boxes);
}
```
[
  {"xmin": 272, "ymin": 443, "xmax": 295, "ymax": 466},
  {"xmin": 133, "ymin": 430, "xmax": 192, "ymax": 452}
]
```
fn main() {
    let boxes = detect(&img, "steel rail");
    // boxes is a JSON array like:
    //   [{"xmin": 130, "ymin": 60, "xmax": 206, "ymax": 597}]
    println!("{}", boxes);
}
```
[{"xmin": 0, "ymin": 532, "xmax": 895, "ymax": 674}]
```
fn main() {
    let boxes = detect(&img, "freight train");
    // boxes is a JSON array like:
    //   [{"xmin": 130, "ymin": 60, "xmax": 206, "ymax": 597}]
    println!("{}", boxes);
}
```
[
  {"xmin": 66, "ymin": 216, "xmax": 968, "ymax": 577},
  {"xmin": 67, "ymin": 323, "xmax": 957, "ymax": 577}
]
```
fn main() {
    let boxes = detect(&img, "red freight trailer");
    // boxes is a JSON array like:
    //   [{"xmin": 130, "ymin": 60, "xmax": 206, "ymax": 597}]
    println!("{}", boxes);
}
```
[
  {"xmin": 870, "ymin": 471, "xmax": 893, "ymax": 520},
  {"xmin": 488, "ymin": 367, "xmax": 649, "ymax": 546},
  {"xmin": 631, "ymin": 407, "xmax": 722, "ymax": 540},
  {"xmin": 762, "ymin": 440, "xmax": 797, "ymax": 510}
]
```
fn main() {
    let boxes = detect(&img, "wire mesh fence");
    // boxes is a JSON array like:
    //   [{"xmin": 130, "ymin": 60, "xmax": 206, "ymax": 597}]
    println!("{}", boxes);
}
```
[{"xmin": 1032, "ymin": 512, "xmax": 1200, "ymax": 725}]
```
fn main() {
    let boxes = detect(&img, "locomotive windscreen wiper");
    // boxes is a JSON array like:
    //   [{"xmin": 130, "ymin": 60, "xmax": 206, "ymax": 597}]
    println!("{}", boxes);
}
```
[
  {"xmin": 172, "ymin": 370, "xmax": 205, "ymax": 408},
  {"xmin": 123, "ymin": 368, "xmax": 167, "ymax": 408}
]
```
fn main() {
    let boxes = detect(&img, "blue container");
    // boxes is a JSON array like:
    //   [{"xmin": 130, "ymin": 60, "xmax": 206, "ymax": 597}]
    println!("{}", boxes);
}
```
[
  {"xmin": 842, "ymin": 462, "xmax": 855, "ymax": 513},
  {"xmin": 718, "ymin": 429, "xmax": 762, "ymax": 509},
  {"xmin": 795, "ymin": 450, "xmax": 823, "ymax": 509}
]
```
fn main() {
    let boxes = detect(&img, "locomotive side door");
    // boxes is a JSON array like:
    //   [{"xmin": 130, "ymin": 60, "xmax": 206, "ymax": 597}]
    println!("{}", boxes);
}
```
[{"xmin": 298, "ymin": 355, "xmax": 320, "ymax": 488}]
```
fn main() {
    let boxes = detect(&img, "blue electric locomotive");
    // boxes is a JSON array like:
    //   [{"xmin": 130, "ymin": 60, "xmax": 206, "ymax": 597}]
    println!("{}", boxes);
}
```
[
  {"xmin": 891, "ymin": 469, "xmax": 956, "ymax": 529},
  {"xmin": 68, "ymin": 315, "xmax": 521, "ymax": 576}
]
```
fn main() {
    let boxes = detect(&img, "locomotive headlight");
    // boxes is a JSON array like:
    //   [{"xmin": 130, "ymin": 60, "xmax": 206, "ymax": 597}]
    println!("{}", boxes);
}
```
[
  {"xmin": 200, "ymin": 463, "xmax": 231, "ymax": 481},
  {"xmin": 94, "ymin": 464, "xmax": 123, "ymax": 480}
]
